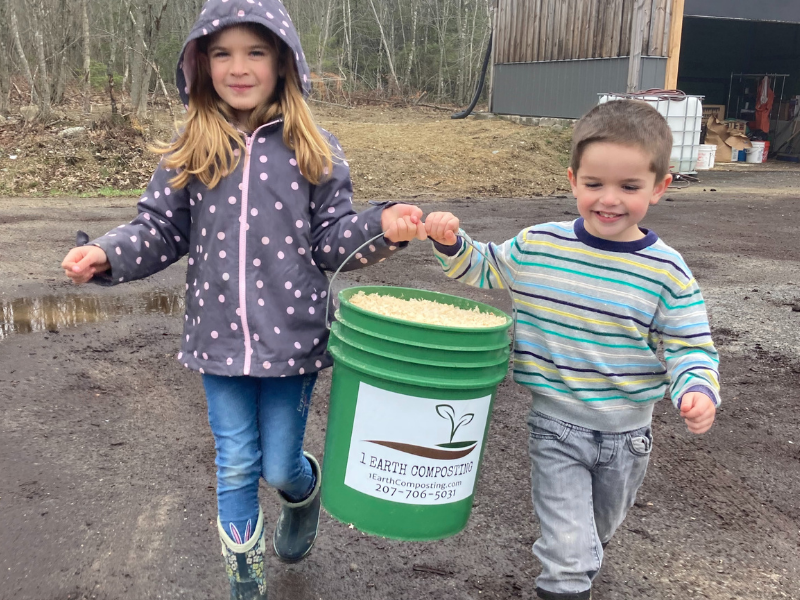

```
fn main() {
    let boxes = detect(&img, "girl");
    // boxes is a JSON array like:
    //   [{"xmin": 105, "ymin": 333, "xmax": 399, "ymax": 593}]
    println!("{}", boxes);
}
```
[{"xmin": 60, "ymin": 1, "xmax": 426, "ymax": 598}]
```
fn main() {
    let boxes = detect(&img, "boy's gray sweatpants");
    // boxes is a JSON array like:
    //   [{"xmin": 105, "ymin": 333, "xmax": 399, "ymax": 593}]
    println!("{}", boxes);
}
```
[{"xmin": 527, "ymin": 410, "xmax": 653, "ymax": 599}]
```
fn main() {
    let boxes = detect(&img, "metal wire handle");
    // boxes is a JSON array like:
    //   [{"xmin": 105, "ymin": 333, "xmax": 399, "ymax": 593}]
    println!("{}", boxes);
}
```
[
  {"xmin": 325, "ymin": 228, "xmax": 518, "ymax": 366},
  {"xmin": 325, "ymin": 231, "xmax": 387, "ymax": 329}
]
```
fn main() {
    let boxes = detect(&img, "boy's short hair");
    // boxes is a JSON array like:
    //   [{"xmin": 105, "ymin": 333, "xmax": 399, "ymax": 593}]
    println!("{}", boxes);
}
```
[{"xmin": 570, "ymin": 100, "xmax": 673, "ymax": 181}]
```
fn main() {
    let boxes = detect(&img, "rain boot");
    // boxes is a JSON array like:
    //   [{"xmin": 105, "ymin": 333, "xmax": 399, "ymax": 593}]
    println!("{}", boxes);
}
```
[
  {"xmin": 273, "ymin": 452, "xmax": 321, "ymax": 563},
  {"xmin": 219, "ymin": 508, "xmax": 268, "ymax": 600}
]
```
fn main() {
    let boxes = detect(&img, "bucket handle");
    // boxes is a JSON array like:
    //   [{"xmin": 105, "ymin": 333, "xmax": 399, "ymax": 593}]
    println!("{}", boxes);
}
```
[
  {"xmin": 325, "ymin": 229, "xmax": 518, "ymax": 364},
  {"xmin": 325, "ymin": 230, "xmax": 388, "ymax": 330}
]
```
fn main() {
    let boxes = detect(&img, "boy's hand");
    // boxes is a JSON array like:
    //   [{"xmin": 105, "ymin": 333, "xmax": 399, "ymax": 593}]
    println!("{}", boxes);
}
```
[
  {"xmin": 679, "ymin": 392, "xmax": 716, "ymax": 434},
  {"xmin": 424, "ymin": 211, "xmax": 460, "ymax": 245},
  {"xmin": 61, "ymin": 245, "xmax": 110, "ymax": 284},
  {"xmin": 381, "ymin": 204, "xmax": 427, "ymax": 243}
]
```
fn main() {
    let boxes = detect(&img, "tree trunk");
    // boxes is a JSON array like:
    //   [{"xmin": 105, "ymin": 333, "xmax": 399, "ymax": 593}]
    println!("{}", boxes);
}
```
[
  {"xmin": 0, "ymin": 0, "xmax": 10, "ymax": 114},
  {"xmin": 456, "ymin": 0, "xmax": 468, "ymax": 104},
  {"xmin": 131, "ymin": 0, "xmax": 169, "ymax": 118},
  {"xmin": 129, "ymin": 5, "xmax": 145, "ymax": 111},
  {"xmin": 404, "ymin": 1, "xmax": 418, "ymax": 90},
  {"xmin": 0, "ymin": 34, "xmax": 9, "ymax": 115},
  {"xmin": 32, "ymin": 1, "xmax": 52, "ymax": 118},
  {"xmin": 434, "ymin": 1, "xmax": 451, "ymax": 101},
  {"xmin": 49, "ymin": 0, "xmax": 69, "ymax": 106},
  {"xmin": 107, "ymin": 1, "xmax": 130, "ymax": 114},
  {"xmin": 343, "ymin": 0, "xmax": 353, "ymax": 90},
  {"xmin": 316, "ymin": 0, "xmax": 334, "ymax": 77},
  {"xmin": 367, "ymin": 0, "xmax": 401, "ymax": 96},
  {"xmin": 8, "ymin": 1, "xmax": 38, "ymax": 103},
  {"xmin": 82, "ymin": 0, "xmax": 91, "ymax": 113}
]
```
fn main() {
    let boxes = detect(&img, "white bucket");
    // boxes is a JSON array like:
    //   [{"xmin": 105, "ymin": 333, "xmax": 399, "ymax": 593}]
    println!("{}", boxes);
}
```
[
  {"xmin": 750, "ymin": 141, "xmax": 767, "ymax": 163},
  {"xmin": 696, "ymin": 144, "xmax": 717, "ymax": 170},
  {"xmin": 745, "ymin": 146, "xmax": 763, "ymax": 163}
]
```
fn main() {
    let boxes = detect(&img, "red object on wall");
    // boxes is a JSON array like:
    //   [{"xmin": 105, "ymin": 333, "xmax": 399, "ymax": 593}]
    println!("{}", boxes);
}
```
[{"xmin": 750, "ymin": 76, "xmax": 774, "ymax": 133}]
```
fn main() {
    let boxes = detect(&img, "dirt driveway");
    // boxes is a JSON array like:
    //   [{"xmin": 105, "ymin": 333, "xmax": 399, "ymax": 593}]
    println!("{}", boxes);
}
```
[{"xmin": 1, "ymin": 167, "xmax": 799, "ymax": 600}]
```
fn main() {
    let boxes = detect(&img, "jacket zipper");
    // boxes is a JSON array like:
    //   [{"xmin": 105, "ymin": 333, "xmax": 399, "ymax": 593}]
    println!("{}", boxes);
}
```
[{"xmin": 238, "ymin": 119, "xmax": 281, "ymax": 375}]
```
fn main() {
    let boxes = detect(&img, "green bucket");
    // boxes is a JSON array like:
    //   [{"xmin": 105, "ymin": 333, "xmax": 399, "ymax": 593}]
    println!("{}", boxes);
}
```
[{"xmin": 321, "ymin": 286, "xmax": 512, "ymax": 540}]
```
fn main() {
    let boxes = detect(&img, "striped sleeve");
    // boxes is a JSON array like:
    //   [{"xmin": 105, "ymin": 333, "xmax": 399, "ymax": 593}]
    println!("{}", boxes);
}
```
[
  {"xmin": 654, "ymin": 267, "xmax": 721, "ymax": 407},
  {"xmin": 432, "ymin": 229, "xmax": 527, "ymax": 290}
]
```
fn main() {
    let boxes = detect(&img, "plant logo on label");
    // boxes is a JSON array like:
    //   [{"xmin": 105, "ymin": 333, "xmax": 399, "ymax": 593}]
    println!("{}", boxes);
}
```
[{"xmin": 344, "ymin": 383, "xmax": 491, "ymax": 505}]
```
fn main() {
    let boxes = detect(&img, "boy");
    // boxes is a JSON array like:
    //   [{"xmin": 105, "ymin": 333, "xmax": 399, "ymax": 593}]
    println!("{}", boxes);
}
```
[{"xmin": 424, "ymin": 100, "xmax": 720, "ymax": 600}]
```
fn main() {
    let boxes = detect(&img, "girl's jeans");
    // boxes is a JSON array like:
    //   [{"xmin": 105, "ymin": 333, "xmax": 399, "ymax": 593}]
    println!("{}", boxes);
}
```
[
  {"xmin": 528, "ymin": 411, "xmax": 653, "ymax": 598},
  {"xmin": 202, "ymin": 373, "xmax": 318, "ymax": 543}
]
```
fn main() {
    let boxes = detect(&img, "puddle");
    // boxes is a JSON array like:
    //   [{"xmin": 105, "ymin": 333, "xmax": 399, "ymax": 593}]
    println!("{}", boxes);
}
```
[{"xmin": 0, "ymin": 291, "xmax": 185, "ymax": 341}]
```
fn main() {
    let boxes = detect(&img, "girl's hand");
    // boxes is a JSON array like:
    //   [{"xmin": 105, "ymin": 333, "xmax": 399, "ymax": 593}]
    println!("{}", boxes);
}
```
[
  {"xmin": 61, "ymin": 245, "xmax": 110, "ymax": 284},
  {"xmin": 424, "ymin": 211, "xmax": 460, "ymax": 245},
  {"xmin": 679, "ymin": 392, "xmax": 716, "ymax": 434},
  {"xmin": 381, "ymin": 204, "xmax": 427, "ymax": 243}
]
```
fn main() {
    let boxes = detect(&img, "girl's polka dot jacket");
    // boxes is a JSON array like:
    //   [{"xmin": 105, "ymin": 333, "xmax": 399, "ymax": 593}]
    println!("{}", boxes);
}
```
[{"xmin": 89, "ymin": 0, "xmax": 407, "ymax": 378}]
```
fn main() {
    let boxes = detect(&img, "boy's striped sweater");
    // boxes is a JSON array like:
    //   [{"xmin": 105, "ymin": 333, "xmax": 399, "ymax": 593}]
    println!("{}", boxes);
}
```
[{"xmin": 433, "ymin": 218, "xmax": 720, "ymax": 432}]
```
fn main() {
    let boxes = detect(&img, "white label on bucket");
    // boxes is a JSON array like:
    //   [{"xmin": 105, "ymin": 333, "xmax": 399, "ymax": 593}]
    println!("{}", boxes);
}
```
[{"xmin": 344, "ymin": 382, "xmax": 492, "ymax": 505}]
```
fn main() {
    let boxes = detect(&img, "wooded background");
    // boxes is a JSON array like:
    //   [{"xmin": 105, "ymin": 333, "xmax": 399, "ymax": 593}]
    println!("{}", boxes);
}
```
[{"xmin": 0, "ymin": 0, "xmax": 494, "ymax": 119}]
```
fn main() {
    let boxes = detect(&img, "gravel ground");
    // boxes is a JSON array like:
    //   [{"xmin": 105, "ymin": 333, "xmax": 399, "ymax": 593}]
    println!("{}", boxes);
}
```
[{"xmin": 1, "ymin": 165, "xmax": 799, "ymax": 600}]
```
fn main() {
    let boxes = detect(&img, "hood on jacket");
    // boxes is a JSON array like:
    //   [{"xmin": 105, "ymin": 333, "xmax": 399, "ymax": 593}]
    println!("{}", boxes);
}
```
[{"xmin": 176, "ymin": 0, "xmax": 311, "ymax": 108}]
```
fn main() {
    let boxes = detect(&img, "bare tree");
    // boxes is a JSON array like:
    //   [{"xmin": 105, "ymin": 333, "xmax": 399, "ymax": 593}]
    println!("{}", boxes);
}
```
[
  {"xmin": 404, "ymin": 0, "xmax": 418, "ymax": 90},
  {"xmin": 368, "ymin": 0, "xmax": 401, "ymax": 95},
  {"xmin": 82, "ymin": 0, "xmax": 92, "ymax": 113},
  {"xmin": 0, "ymin": 0, "xmax": 10, "ymax": 115},
  {"xmin": 129, "ymin": 0, "xmax": 169, "ymax": 117},
  {"xmin": 8, "ymin": 0, "xmax": 38, "ymax": 104},
  {"xmin": 1, "ymin": 0, "xmax": 493, "ymax": 112},
  {"xmin": 316, "ymin": 0, "xmax": 336, "ymax": 77},
  {"xmin": 342, "ymin": 0, "xmax": 353, "ymax": 87},
  {"xmin": 32, "ymin": 0, "xmax": 52, "ymax": 118}
]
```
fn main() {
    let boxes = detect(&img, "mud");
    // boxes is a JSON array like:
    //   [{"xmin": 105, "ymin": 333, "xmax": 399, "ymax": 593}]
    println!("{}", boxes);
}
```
[{"xmin": 2, "ymin": 167, "xmax": 800, "ymax": 600}]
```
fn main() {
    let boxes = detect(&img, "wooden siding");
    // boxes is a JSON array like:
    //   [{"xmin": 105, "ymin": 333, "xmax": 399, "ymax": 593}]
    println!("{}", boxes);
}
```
[{"xmin": 495, "ymin": 0, "xmax": 673, "ymax": 64}]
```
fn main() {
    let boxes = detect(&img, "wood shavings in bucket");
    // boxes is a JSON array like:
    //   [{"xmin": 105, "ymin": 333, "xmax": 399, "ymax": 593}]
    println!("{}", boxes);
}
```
[{"xmin": 348, "ymin": 291, "xmax": 506, "ymax": 328}]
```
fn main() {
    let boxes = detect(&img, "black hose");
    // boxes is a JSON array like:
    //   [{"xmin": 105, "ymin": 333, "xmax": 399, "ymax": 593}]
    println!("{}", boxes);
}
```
[{"xmin": 451, "ymin": 33, "xmax": 493, "ymax": 120}]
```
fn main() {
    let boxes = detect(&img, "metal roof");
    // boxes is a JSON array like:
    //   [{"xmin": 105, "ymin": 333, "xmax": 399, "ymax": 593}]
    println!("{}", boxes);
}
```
[{"xmin": 685, "ymin": 0, "xmax": 800, "ymax": 24}]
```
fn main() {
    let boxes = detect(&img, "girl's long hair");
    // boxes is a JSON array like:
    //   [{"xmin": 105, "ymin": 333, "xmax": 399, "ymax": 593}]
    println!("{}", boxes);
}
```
[{"xmin": 154, "ymin": 23, "xmax": 332, "ymax": 190}]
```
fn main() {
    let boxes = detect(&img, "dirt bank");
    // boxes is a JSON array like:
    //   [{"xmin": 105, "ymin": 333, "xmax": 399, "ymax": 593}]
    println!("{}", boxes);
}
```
[{"xmin": 0, "ymin": 104, "xmax": 572, "ymax": 200}]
